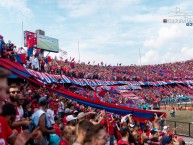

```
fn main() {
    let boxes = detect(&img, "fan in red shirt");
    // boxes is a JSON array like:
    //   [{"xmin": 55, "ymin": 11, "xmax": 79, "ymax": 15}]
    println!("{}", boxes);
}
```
[
  {"xmin": 0, "ymin": 116, "xmax": 13, "ymax": 145},
  {"xmin": 98, "ymin": 110, "xmax": 107, "ymax": 130},
  {"xmin": 52, "ymin": 116, "xmax": 62, "ymax": 137},
  {"xmin": 107, "ymin": 114, "xmax": 116, "ymax": 145},
  {"xmin": 117, "ymin": 127, "xmax": 130, "ymax": 145},
  {"xmin": 0, "ymin": 103, "xmax": 18, "ymax": 145}
]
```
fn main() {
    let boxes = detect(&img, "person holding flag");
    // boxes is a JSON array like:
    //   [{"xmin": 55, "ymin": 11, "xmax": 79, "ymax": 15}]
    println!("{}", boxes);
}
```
[{"xmin": 15, "ymin": 53, "xmax": 27, "ymax": 65}]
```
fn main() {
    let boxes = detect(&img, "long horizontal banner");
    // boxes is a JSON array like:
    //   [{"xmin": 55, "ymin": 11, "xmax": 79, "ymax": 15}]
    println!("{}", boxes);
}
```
[
  {"xmin": 25, "ymin": 69, "xmax": 193, "ymax": 87},
  {"xmin": 0, "ymin": 58, "xmax": 166, "ymax": 122},
  {"xmin": 26, "ymin": 69, "xmax": 129, "ymax": 86},
  {"xmin": 1, "ymin": 58, "xmax": 193, "ymax": 87}
]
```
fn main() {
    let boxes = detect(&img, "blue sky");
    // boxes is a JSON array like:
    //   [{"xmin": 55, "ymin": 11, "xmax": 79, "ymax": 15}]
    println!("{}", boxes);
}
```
[{"xmin": 1, "ymin": 0, "xmax": 193, "ymax": 65}]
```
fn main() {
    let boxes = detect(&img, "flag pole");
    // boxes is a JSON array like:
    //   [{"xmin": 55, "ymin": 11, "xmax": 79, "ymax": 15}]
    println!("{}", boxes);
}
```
[
  {"xmin": 46, "ymin": 52, "xmax": 50, "ymax": 57},
  {"xmin": 78, "ymin": 41, "xmax": 80, "ymax": 62},
  {"xmin": 21, "ymin": 21, "xmax": 23, "ymax": 47},
  {"xmin": 139, "ymin": 48, "xmax": 142, "ymax": 66}
]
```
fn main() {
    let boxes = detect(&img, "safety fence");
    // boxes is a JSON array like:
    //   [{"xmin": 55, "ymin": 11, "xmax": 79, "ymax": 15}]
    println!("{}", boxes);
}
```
[{"xmin": 166, "ymin": 120, "xmax": 193, "ymax": 137}]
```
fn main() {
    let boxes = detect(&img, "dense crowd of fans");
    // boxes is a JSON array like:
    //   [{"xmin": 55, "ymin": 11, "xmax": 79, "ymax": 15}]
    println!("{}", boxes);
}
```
[
  {"xmin": 1, "ymin": 38, "xmax": 193, "ymax": 103},
  {"xmin": 69, "ymin": 84, "xmax": 192, "ymax": 110},
  {"xmin": 0, "ymin": 69, "xmax": 187, "ymax": 145},
  {"xmin": 0, "ymin": 37, "xmax": 191, "ymax": 144}
]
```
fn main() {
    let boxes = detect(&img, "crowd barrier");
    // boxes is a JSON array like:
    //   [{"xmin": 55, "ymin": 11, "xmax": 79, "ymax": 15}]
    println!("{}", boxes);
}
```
[{"xmin": 166, "ymin": 120, "xmax": 193, "ymax": 137}]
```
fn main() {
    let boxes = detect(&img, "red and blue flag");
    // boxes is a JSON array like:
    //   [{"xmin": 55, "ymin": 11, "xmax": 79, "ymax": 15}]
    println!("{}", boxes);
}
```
[
  {"xmin": 35, "ymin": 49, "xmax": 41, "ymax": 57},
  {"xmin": 15, "ymin": 53, "xmax": 26, "ymax": 64},
  {"xmin": 26, "ymin": 31, "xmax": 37, "ymax": 58},
  {"xmin": 44, "ymin": 56, "xmax": 52, "ymax": 64}
]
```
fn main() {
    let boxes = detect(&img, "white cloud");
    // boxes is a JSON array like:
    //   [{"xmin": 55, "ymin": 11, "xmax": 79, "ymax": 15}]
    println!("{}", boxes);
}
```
[
  {"xmin": 140, "ymin": 46, "xmax": 193, "ymax": 65},
  {"xmin": 144, "ymin": 25, "xmax": 182, "ymax": 49},
  {"xmin": 140, "ymin": 50, "xmax": 160, "ymax": 65},
  {"xmin": 55, "ymin": 0, "xmax": 193, "ymax": 65},
  {"xmin": 0, "ymin": 0, "xmax": 32, "ymax": 17},
  {"xmin": 140, "ymin": 21, "xmax": 193, "ymax": 65}
]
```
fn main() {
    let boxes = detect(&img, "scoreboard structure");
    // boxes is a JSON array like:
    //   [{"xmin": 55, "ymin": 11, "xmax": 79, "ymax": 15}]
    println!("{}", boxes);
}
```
[{"xmin": 24, "ymin": 30, "xmax": 59, "ymax": 53}]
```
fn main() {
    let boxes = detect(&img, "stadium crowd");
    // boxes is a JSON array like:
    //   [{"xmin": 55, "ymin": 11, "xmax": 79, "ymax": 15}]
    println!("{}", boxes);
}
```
[
  {"xmin": 0, "ymin": 36, "xmax": 191, "ymax": 145},
  {"xmin": 1, "ymin": 37, "xmax": 193, "ymax": 82},
  {"xmin": 0, "ymin": 69, "xmax": 187, "ymax": 145},
  {"xmin": 0, "ymin": 38, "xmax": 193, "ymax": 104}
]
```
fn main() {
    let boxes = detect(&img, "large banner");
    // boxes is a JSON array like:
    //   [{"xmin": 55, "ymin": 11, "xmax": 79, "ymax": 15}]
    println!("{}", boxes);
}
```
[
  {"xmin": 26, "ymin": 69, "xmax": 135, "ymax": 87},
  {"xmin": 25, "ymin": 69, "xmax": 193, "ymax": 87},
  {"xmin": 1, "ymin": 58, "xmax": 193, "ymax": 88},
  {"xmin": 0, "ymin": 58, "xmax": 166, "ymax": 122},
  {"xmin": 2, "ymin": 59, "xmax": 193, "ymax": 87}
]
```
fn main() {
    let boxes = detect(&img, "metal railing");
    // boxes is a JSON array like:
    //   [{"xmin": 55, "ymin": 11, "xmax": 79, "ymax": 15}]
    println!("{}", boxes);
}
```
[{"xmin": 166, "ymin": 120, "xmax": 193, "ymax": 137}]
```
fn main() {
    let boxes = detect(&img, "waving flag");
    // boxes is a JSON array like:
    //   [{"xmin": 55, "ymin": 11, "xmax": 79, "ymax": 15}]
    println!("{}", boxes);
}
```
[
  {"xmin": 15, "ymin": 54, "xmax": 26, "ymax": 64},
  {"xmin": 35, "ymin": 49, "xmax": 41, "ymax": 57},
  {"xmin": 26, "ymin": 31, "xmax": 37, "ymax": 57},
  {"xmin": 27, "ymin": 37, "xmax": 35, "ymax": 57},
  {"xmin": 44, "ymin": 56, "xmax": 52, "ymax": 64}
]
